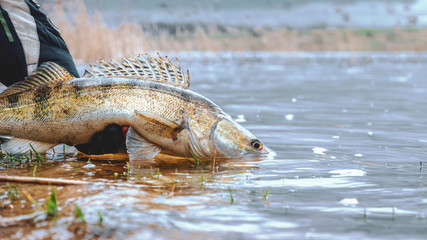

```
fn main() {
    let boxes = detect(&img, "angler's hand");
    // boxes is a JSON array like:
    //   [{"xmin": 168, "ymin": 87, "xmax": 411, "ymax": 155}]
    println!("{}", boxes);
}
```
[{"xmin": 75, "ymin": 124, "xmax": 128, "ymax": 155}]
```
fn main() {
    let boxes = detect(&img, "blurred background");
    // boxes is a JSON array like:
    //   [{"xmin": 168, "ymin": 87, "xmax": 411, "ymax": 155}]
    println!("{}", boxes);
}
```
[{"xmin": 39, "ymin": 0, "xmax": 427, "ymax": 62}]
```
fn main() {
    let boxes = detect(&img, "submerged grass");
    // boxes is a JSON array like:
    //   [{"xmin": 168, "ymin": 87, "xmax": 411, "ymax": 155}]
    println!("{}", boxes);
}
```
[
  {"xmin": 32, "ymin": 165, "xmax": 37, "ymax": 177},
  {"xmin": 156, "ymin": 168, "xmax": 161, "ymax": 180},
  {"xmin": 363, "ymin": 208, "xmax": 367, "ymax": 220},
  {"xmin": 264, "ymin": 187, "xmax": 271, "ymax": 201},
  {"xmin": 3, "ymin": 151, "xmax": 23, "ymax": 162},
  {"xmin": 22, "ymin": 153, "xmax": 30, "ymax": 161},
  {"xmin": 22, "ymin": 190, "xmax": 44, "ymax": 212},
  {"xmin": 97, "ymin": 210, "xmax": 103, "ymax": 225},
  {"xmin": 190, "ymin": 153, "xmax": 199, "ymax": 166},
  {"xmin": 45, "ymin": 188, "xmax": 59, "ymax": 217},
  {"xmin": 29, "ymin": 144, "xmax": 44, "ymax": 163},
  {"xmin": 75, "ymin": 205, "xmax": 86, "ymax": 223},
  {"xmin": 126, "ymin": 161, "xmax": 131, "ymax": 178},
  {"xmin": 23, "ymin": 188, "xmax": 59, "ymax": 218},
  {"xmin": 7, "ymin": 183, "xmax": 19, "ymax": 201},
  {"xmin": 0, "ymin": 144, "xmax": 45, "ymax": 167},
  {"xmin": 228, "ymin": 187, "xmax": 234, "ymax": 204},
  {"xmin": 263, "ymin": 187, "xmax": 271, "ymax": 206},
  {"xmin": 201, "ymin": 170, "xmax": 204, "ymax": 184}
]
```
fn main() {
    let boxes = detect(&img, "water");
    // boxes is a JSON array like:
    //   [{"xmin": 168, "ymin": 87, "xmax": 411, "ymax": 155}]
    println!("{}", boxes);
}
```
[{"xmin": 1, "ymin": 52, "xmax": 427, "ymax": 239}]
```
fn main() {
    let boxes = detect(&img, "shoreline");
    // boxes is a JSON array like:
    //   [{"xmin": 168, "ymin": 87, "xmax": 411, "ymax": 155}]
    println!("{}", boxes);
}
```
[{"xmin": 47, "ymin": 2, "xmax": 427, "ymax": 63}]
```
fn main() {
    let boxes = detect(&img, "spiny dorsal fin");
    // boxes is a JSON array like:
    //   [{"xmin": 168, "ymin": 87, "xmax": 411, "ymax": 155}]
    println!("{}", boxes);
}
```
[
  {"xmin": 83, "ymin": 53, "xmax": 191, "ymax": 89},
  {"xmin": 0, "ymin": 62, "xmax": 74, "ymax": 97}
]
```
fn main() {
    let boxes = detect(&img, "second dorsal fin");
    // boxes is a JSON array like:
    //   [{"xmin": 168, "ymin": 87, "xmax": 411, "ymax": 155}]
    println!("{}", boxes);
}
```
[
  {"xmin": 83, "ymin": 53, "xmax": 191, "ymax": 89},
  {"xmin": 0, "ymin": 62, "xmax": 74, "ymax": 97}
]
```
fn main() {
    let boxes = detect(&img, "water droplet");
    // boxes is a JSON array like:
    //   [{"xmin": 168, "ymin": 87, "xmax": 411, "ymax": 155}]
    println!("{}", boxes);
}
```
[
  {"xmin": 339, "ymin": 198, "xmax": 359, "ymax": 206},
  {"xmin": 82, "ymin": 164, "xmax": 96, "ymax": 169},
  {"xmin": 312, "ymin": 147, "xmax": 327, "ymax": 155},
  {"xmin": 235, "ymin": 114, "xmax": 246, "ymax": 123},
  {"xmin": 285, "ymin": 114, "xmax": 294, "ymax": 121},
  {"xmin": 329, "ymin": 169, "xmax": 366, "ymax": 177}
]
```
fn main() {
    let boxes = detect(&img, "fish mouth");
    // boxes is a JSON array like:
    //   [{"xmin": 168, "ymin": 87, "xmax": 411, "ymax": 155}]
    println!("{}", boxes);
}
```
[
  {"xmin": 244, "ymin": 145, "xmax": 272, "ymax": 155},
  {"xmin": 258, "ymin": 146, "xmax": 274, "ymax": 156},
  {"xmin": 241, "ymin": 146, "xmax": 275, "ymax": 160},
  {"xmin": 256, "ymin": 144, "xmax": 272, "ymax": 155}
]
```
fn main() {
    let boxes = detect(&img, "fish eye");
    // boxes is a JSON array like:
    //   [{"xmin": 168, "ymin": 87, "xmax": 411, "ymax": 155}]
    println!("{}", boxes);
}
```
[{"xmin": 250, "ymin": 139, "xmax": 263, "ymax": 151}]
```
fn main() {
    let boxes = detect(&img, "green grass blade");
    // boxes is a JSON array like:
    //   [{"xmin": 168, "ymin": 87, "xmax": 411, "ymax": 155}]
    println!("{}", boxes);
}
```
[
  {"xmin": 75, "ymin": 205, "xmax": 86, "ymax": 223},
  {"xmin": 7, "ymin": 183, "xmax": 19, "ymax": 201},
  {"xmin": 22, "ymin": 189, "xmax": 44, "ymax": 212},
  {"xmin": 190, "ymin": 152, "xmax": 199, "ymax": 165},
  {"xmin": 32, "ymin": 165, "xmax": 37, "ymax": 177},
  {"xmin": 264, "ymin": 187, "xmax": 271, "ymax": 200},
  {"xmin": 29, "ymin": 144, "xmax": 44, "ymax": 162},
  {"xmin": 201, "ymin": 170, "xmax": 204, "ymax": 183},
  {"xmin": 97, "ymin": 210, "xmax": 103, "ymax": 225},
  {"xmin": 126, "ymin": 161, "xmax": 131, "ymax": 175},
  {"xmin": 228, "ymin": 187, "xmax": 234, "ymax": 204},
  {"xmin": 46, "ymin": 188, "xmax": 58, "ymax": 217},
  {"xmin": 22, "ymin": 153, "xmax": 30, "ymax": 161}
]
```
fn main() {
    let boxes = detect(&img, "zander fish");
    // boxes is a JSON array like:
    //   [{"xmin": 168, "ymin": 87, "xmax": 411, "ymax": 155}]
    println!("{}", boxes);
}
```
[{"xmin": 0, "ymin": 54, "xmax": 269, "ymax": 160}]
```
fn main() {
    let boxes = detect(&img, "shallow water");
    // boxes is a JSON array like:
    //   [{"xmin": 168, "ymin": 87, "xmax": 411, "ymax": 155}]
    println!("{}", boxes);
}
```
[{"xmin": 1, "ymin": 52, "xmax": 427, "ymax": 239}]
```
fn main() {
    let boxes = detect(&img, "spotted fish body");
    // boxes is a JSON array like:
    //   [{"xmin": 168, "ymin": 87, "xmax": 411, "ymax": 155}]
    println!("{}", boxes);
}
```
[{"xmin": 0, "ymin": 54, "xmax": 268, "ymax": 159}]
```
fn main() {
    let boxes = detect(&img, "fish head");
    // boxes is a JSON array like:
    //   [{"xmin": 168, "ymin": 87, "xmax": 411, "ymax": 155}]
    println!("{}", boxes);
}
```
[{"xmin": 210, "ymin": 116, "xmax": 269, "ymax": 158}]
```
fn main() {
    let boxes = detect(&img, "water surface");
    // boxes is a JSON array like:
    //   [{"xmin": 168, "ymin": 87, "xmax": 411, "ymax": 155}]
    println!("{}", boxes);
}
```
[{"xmin": 1, "ymin": 52, "xmax": 427, "ymax": 239}]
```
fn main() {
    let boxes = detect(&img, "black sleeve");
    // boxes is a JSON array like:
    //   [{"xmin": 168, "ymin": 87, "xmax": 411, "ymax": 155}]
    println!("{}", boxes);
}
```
[
  {"xmin": 25, "ymin": 0, "xmax": 80, "ymax": 78},
  {"xmin": 0, "ymin": 1, "xmax": 79, "ymax": 87},
  {"xmin": 0, "ymin": 7, "xmax": 28, "ymax": 87}
]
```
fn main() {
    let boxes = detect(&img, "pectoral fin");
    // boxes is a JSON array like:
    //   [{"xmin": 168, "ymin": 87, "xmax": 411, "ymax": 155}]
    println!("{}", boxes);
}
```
[
  {"xmin": 126, "ymin": 127, "xmax": 161, "ymax": 160},
  {"xmin": 0, "ymin": 137, "xmax": 56, "ymax": 155},
  {"xmin": 134, "ymin": 110, "xmax": 184, "ymax": 140}
]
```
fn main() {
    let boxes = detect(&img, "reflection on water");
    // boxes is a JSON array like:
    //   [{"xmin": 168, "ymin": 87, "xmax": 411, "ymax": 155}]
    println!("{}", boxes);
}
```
[{"xmin": 2, "ymin": 52, "xmax": 427, "ymax": 239}]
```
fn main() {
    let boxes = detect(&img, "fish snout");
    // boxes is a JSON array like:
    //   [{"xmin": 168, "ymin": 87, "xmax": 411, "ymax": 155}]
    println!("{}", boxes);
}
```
[{"xmin": 210, "ymin": 118, "xmax": 266, "ymax": 158}]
